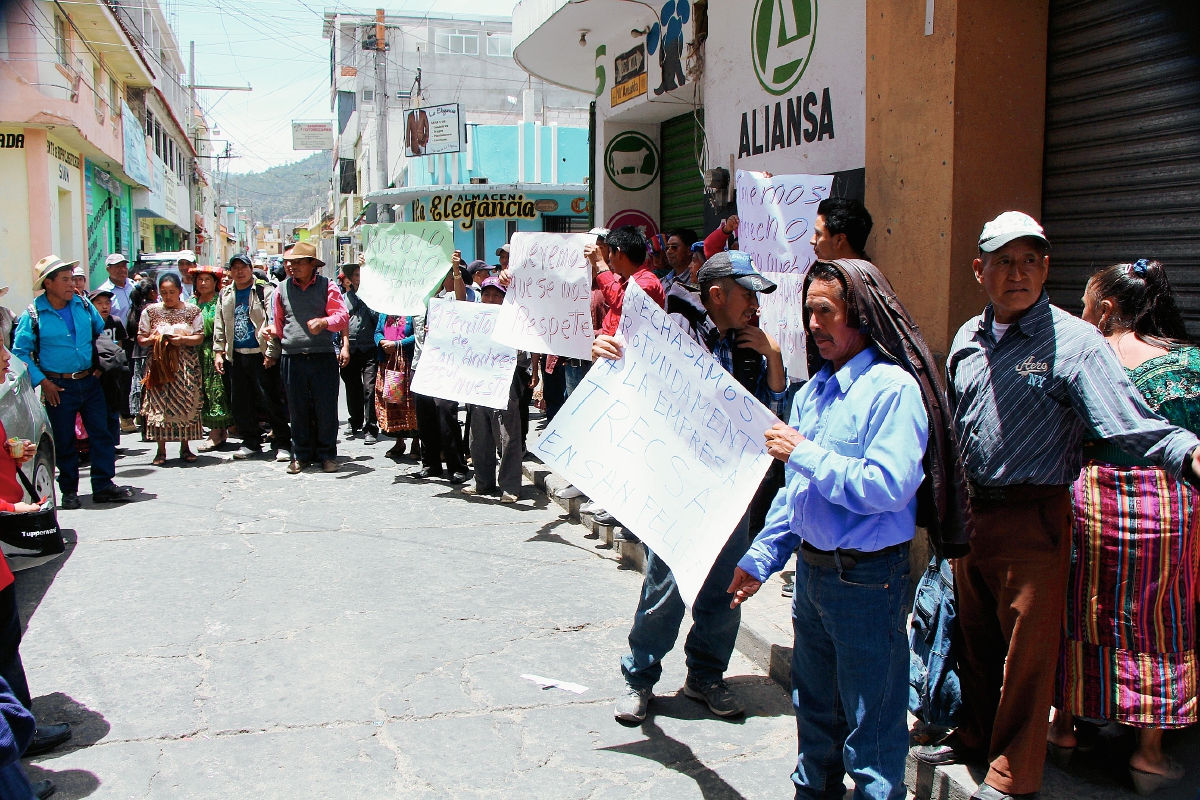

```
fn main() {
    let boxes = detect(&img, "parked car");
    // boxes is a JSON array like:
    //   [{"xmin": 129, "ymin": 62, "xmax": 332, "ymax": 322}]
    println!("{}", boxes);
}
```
[{"xmin": 0, "ymin": 358, "xmax": 58, "ymax": 571}]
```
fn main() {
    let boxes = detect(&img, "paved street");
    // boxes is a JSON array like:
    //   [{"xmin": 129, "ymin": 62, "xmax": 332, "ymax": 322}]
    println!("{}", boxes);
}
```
[{"xmin": 11, "ymin": 423, "xmax": 799, "ymax": 799}]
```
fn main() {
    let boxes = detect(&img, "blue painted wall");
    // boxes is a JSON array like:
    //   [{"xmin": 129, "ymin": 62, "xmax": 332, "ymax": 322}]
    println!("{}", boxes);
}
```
[{"xmin": 407, "ymin": 123, "xmax": 588, "ymax": 187}]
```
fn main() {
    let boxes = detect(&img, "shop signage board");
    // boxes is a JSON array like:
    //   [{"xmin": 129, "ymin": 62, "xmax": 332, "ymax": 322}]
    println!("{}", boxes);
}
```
[
  {"xmin": 493, "ymin": 232, "xmax": 595, "ymax": 360},
  {"xmin": 534, "ymin": 281, "xmax": 776, "ymax": 607},
  {"xmin": 735, "ymin": 169, "xmax": 831, "ymax": 380},
  {"xmin": 604, "ymin": 131, "xmax": 659, "ymax": 192},
  {"xmin": 359, "ymin": 221, "xmax": 455, "ymax": 316},
  {"xmin": 122, "ymin": 100, "xmax": 151, "ymax": 187},
  {"xmin": 410, "ymin": 298, "xmax": 518, "ymax": 410},
  {"xmin": 404, "ymin": 103, "xmax": 465, "ymax": 157},
  {"xmin": 611, "ymin": 44, "xmax": 647, "ymax": 106},
  {"xmin": 291, "ymin": 122, "xmax": 334, "ymax": 150}
]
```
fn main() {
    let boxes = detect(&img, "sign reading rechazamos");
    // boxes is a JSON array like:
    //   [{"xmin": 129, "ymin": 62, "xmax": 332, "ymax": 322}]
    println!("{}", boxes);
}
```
[{"xmin": 706, "ymin": 0, "xmax": 864, "ymax": 176}]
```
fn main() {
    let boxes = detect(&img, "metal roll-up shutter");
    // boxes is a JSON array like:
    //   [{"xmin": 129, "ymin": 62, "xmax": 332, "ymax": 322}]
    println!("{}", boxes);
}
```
[
  {"xmin": 660, "ymin": 111, "xmax": 706, "ymax": 234},
  {"xmin": 1041, "ymin": 0, "xmax": 1200, "ymax": 334}
]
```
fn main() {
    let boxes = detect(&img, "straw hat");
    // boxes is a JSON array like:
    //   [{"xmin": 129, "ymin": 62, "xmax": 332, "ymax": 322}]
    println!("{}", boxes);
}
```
[
  {"xmin": 33, "ymin": 255, "xmax": 79, "ymax": 288},
  {"xmin": 282, "ymin": 241, "xmax": 325, "ymax": 267}
]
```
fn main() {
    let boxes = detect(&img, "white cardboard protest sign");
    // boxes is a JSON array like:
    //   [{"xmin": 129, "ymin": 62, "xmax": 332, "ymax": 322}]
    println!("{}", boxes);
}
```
[
  {"xmin": 535, "ymin": 281, "xmax": 777, "ymax": 606},
  {"xmin": 493, "ymin": 232, "xmax": 595, "ymax": 360},
  {"xmin": 410, "ymin": 298, "xmax": 517, "ymax": 410},
  {"xmin": 735, "ymin": 170, "xmax": 833, "ymax": 380},
  {"xmin": 359, "ymin": 221, "xmax": 455, "ymax": 316}
]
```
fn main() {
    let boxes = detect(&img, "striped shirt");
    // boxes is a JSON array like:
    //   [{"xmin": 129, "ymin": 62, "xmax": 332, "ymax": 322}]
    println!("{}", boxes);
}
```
[{"xmin": 947, "ymin": 292, "xmax": 1200, "ymax": 486}]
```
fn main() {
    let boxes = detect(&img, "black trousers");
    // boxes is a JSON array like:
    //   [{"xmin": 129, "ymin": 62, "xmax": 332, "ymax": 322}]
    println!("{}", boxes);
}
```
[
  {"xmin": 229, "ymin": 352, "xmax": 291, "ymax": 451},
  {"xmin": 414, "ymin": 393, "xmax": 467, "ymax": 475},
  {"xmin": 0, "ymin": 585, "xmax": 30, "ymax": 710},
  {"xmin": 339, "ymin": 349, "xmax": 378, "ymax": 434},
  {"xmin": 281, "ymin": 352, "xmax": 340, "ymax": 463}
]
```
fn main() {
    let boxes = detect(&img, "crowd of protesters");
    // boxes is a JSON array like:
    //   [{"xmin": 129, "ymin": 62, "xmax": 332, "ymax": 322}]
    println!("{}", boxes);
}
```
[{"xmin": 0, "ymin": 195, "xmax": 1197, "ymax": 800}]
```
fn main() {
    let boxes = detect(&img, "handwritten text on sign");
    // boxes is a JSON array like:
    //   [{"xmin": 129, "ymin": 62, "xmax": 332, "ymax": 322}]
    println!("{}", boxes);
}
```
[
  {"xmin": 411, "ymin": 299, "xmax": 517, "ymax": 410},
  {"xmin": 535, "ymin": 281, "xmax": 777, "ymax": 606},
  {"xmin": 736, "ymin": 170, "xmax": 832, "ymax": 380},
  {"xmin": 493, "ymin": 232, "xmax": 594, "ymax": 360},
  {"xmin": 359, "ymin": 221, "xmax": 455, "ymax": 316}
]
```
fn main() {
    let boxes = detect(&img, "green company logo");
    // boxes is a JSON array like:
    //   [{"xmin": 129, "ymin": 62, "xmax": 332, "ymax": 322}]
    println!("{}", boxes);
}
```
[
  {"xmin": 752, "ymin": 0, "xmax": 818, "ymax": 96},
  {"xmin": 604, "ymin": 131, "xmax": 659, "ymax": 192}
]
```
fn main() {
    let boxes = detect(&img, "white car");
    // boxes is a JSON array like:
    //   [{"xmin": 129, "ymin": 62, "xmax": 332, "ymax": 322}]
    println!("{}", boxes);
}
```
[{"xmin": 0, "ymin": 359, "xmax": 58, "ymax": 570}]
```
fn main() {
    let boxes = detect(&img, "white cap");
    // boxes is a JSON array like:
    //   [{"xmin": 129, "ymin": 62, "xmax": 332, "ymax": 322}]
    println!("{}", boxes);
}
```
[
  {"xmin": 104, "ymin": 253, "xmax": 128, "ymax": 267},
  {"xmin": 978, "ymin": 211, "xmax": 1050, "ymax": 253},
  {"xmin": 72, "ymin": 265, "xmax": 86, "ymax": 278},
  {"xmin": 588, "ymin": 227, "xmax": 610, "ymax": 238},
  {"xmin": 177, "ymin": 249, "xmax": 197, "ymax": 263}
]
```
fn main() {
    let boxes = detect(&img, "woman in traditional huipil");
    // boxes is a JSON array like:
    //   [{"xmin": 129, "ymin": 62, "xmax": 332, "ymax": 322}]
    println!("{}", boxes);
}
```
[
  {"xmin": 137, "ymin": 273, "xmax": 204, "ymax": 465},
  {"xmin": 1050, "ymin": 259, "xmax": 1200, "ymax": 795},
  {"xmin": 190, "ymin": 266, "xmax": 233, "ymax": 451},
  {"xmin": 373, "ymin": 314, "xmax": 420, "ymax": 460}
]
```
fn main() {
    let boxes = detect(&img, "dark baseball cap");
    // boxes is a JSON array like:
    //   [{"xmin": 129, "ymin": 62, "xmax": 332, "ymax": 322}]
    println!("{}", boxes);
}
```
[
  {"xmin": 463, "ymin": 259, "xmax": 492, "ymax": 274},
  {"xmin": 228, "ymin": 253, "xmax": 252, "ymax": 268},
  {"xmin": 695, "ymin": 251, "xmax": 776, "ymax": 294}
]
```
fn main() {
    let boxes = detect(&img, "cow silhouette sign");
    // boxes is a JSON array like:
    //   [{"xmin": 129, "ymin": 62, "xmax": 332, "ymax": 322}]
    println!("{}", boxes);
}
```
[{"xmin": 604, "ymin": 131, "xmax": 660, "ymax": 192}]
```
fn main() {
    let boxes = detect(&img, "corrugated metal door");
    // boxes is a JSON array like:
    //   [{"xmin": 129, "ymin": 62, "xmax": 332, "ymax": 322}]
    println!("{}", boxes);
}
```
[
  {"xmin": 1041, "ymin": 0, "xmax": 1200, "ymax": 333},
  {"xmin": 660, "ymin": 111, "xmax": 706, "ymax": 234}
]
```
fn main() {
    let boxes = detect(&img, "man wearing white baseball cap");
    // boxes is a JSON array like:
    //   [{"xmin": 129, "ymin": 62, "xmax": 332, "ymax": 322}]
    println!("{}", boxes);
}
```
[
  {"xmin": 97, "ymin": 253, "xmax": 133, "ymax": 326},
  {"xmin": 914, "ymin": 211, "xmax": 1200, "ymax": 799},
  {"xmin": 176, "ymin": 250, "xmax": 196, "ymax": 301}
]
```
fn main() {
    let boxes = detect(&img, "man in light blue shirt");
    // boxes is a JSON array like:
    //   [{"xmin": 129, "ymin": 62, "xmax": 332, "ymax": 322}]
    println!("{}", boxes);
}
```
[
  {"xmin": 729, "ymin": 260, "xmax": 930, "ymax": 800},
  {"xmin": 13, "ymin": 256, "xmax": 134, "ymax": 509}
]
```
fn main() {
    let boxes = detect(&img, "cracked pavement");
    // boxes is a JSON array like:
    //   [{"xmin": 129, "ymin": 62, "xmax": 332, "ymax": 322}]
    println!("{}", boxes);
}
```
[{"xmin": 11, "ymin": 424, "xmax": 800, "ymax": 798}]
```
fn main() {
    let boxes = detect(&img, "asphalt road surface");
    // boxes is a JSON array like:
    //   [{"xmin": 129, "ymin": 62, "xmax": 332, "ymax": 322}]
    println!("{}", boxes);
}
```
[{"xmin": 12, "ymin": 424, "xmax": 800, "ymax": 798}]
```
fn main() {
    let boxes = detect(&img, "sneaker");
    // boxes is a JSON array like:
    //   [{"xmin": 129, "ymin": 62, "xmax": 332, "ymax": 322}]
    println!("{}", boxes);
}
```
[
  {"xmin": 448, "ymin": 472, "xmax": 469, "ymax": 485},
  {"xmin": 614, "ymin": 684, "xmax": 652, "ymax": 723},
  {"xmin": 363, "ymin": 432, "xmax": 378, "ymax": 445},
  {"xmin": 593, "ymin": 510, "xmax": 619, "ymax": 526},
  {"xmin": 499, "ymin": 492, "xmax": 519, "ymax": 503},
  {"xmin": 579, "ymin": 500, "xmax": 598, "ymax": 515},
  {"xmin": 682, "ymin": 677, "xmax": 744, "ymax": 718},
  {"xmin": 781, "ymin": 579, "xmax": 794, "ymax": 598},
  {"xmin": 555, "ymin": 484, "xmax": 584, "ymax": 499},
  {"xmin": 344, "ymin": 425, "xmax": 358, "ymax": 439},
  {"xmin": 461, "ymin": 485, "xmax": 480, "ymax": 495},
  {"xmin": 287, "ymin": 460, "xmax": 305, "ymax": 475},
  {"xmin": 275, "ymin": 449, "xmax": 292, "ymax": 463},
  {"xmin": 232, "ymin": 446, "xmax": 260, "ymax": 460}
]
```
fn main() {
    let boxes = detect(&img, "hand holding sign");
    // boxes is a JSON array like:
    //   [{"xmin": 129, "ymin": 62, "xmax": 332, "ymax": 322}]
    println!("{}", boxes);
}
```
[
  {"xmin": 359, "ymin": 221, "xmax": 455, "ymax": 316},
  {"xmin": 493, "ymin": 232, "xmax": 595, "ymax": 360},
  {"xmin": 535, "ymin": 281, "xmax": 776, "ymax": 606}
]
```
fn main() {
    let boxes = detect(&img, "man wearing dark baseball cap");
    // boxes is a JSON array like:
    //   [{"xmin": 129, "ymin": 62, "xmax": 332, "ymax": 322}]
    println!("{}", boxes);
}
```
[{"xmin": 604, "ymin": 248, "xmax": 789, "ymax": 725}]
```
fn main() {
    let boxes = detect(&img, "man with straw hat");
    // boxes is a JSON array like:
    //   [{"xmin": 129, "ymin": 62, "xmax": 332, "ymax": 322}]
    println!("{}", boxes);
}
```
[{"xmin": 12, "ymin": 256, "xmax": 135, "ymax": 509}]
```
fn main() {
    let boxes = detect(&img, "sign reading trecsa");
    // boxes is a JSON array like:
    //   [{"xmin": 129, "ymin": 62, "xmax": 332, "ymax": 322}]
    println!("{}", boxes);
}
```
[{"xmin": 292, "ymin": 122, "xmax": 334, "ymax": 150}]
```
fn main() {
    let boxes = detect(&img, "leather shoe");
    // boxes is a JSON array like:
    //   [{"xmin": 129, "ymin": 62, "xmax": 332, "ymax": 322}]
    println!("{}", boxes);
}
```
[
  {"xmin": 31, "ymin": 779, "xmax": 55, "ymax": 799},
  {"xmin": 25, "ymin": 722, "xmax": 71, "ymax": 755},
  {"xmin": 322, "ymin": 460, "xmax": 339, "ymax": 473},
  {"xmin": 92, "ymin": 485, "xmax": 133, "ymax": 503},
  {"xmin": 60, "ymin": 493, "xmax": 80, "ymax": 510},
  {"xmin": 448, "ymin": 472, "xmax": 469, "ymax": 484},
  {"xmin": 912, "ymin": 738, "xmax": 982, "ymax": 767},
  {"xmin": 971, "ymin": 784, "xmax": 1024, "ymax": 800},
  {"xmin": 418, "ymin": 467, "xmax": 443, "ymax": 479},
  {"xmin": 287, "ymin": 460, "xmax": 305, "ymax": 475}
]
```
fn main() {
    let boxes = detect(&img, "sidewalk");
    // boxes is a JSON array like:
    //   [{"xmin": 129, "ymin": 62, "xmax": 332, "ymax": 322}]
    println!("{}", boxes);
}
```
[{"xmin": 518, "ymin": 433, "xmax": 1200, "ymax": 800}]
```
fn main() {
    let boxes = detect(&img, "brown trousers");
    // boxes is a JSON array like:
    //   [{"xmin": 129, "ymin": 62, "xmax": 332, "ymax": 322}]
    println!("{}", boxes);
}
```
[{"xmin": 953, "ymin": 486, "xmax": 1072, "ymax": 796}]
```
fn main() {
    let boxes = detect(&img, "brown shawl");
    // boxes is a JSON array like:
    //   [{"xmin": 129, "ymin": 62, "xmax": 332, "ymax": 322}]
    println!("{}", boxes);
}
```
[
  {"xmin": 143, "ymin": 333, "xmax": 180, "ymax": 389},
  {"xmin": 803, "ymin": 259, "xmax": 974, "ymax": 558}
]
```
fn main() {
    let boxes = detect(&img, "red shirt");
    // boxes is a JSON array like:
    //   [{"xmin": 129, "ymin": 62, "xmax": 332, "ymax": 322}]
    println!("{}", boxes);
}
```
[
  {"xmin": 596, "ymin": 268, "xmax": 665, "ymax": 336},
  {"xmin": 0, "ymin": 422, "xmax": 21, "ymax": 592}
]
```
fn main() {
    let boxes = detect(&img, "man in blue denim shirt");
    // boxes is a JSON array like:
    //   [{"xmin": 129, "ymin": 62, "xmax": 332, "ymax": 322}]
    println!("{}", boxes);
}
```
[
  {"xmin": 13, "ymin": 256, "xmax": 134, "ymax": 509},
  {"xmin": 729, "ymin": 260, "xmax": 930, "ymax": 800}
]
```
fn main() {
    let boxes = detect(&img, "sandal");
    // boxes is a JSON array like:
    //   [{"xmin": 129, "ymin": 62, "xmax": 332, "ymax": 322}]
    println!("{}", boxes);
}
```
[
  {"xmin": 152, "ymin": 456, "xmax": 167, "ymax": 467},
  {"xmin": 197, "ymin": 440, "xmax": 221, "ymax": 453},
  {"xmin": 181, "ymin": 451, "xmax": 198, "ymax": 463}
]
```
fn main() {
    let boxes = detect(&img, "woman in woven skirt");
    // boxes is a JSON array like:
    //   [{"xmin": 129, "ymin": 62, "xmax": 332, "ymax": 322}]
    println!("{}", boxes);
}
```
[
  {"xmin": 373, "ymin": 314, "xmax": 420, "ymax": 460},
  {"xmin": 1050, "ymin": 259, "xmax": 1200, "ymax": 795},
  {"xmin": 137, "ymin": 273, "xmax": 204, "ymax": 466},
  {"xmin": 190, "ymin": 265, "xmax": 233, "ymax": 451},
  {"xmin": 126, "ymin": 278, "xmax": 158, "ymax": 426}
]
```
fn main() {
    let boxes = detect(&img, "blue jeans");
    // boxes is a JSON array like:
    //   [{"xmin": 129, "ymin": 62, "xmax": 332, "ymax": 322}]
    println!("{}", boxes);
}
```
[
  {"xmin": 280, "ymin": 353, "xmax": 340, "ymax": 463},
  {"xmin": 43, "ymin": 375, "xmax": 117, "ymax": 495},
  {"xmin": 621, "ymin": 513, "xmax": 750, "ymax": 688},
  {"xmin": 561, "ymin": 360, "xmax": 590, "ymax": 397},
  {"xmin": 790, "ymin": 543, "xmax": 911, "ymax": 800}
]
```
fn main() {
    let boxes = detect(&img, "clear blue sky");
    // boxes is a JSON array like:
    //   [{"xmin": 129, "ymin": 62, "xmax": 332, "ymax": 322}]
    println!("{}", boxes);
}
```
[{"xmin": 173, "ymin": 0, "xmax": 518, "ymax": 176}]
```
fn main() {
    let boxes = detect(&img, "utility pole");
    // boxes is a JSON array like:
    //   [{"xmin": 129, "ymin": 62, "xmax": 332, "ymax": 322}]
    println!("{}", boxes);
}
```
[{"xmin": 372, "ymin": 8, "xmax": 394, "ymax": 223}]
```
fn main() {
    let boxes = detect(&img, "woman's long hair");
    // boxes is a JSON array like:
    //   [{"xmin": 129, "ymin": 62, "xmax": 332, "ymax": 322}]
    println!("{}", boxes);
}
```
[
  {"xmin": 126, "ymin": 279, "xmax": 157, "ymax": 341},
  {"xmin": 1087, "ymin": 259, "xmax": 1190, "ymax": 347}
]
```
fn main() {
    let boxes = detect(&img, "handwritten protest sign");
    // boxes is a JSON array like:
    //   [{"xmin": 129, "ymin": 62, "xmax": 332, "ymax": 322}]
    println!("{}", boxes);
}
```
[
  {"xmin": 535, "ymin": 281, "xmax": 777, "ymax": 606},
  {"xmin": 735, "ymin": 170, "xmax": 832, "ymax": 380},
  {"xmin": 410, "ymin": 298, "xmax": 517, "ymax": 410},
  {"xmin": 493, "ymin": 232, "xmax": 594, "ymax": 360},
  {"xmin": 359, "ymin": 221, "xmax": 455, "ymax": 316}
]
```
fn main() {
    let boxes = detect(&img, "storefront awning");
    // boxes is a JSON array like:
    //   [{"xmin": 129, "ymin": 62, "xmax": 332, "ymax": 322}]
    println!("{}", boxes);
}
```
[
  {"xmin": 365, "ymin": 183, "xmax": 589, "ymax": 205},
  {"xmin": 513, "ymin": 0, "xmax": 646, "ymax": 93}
]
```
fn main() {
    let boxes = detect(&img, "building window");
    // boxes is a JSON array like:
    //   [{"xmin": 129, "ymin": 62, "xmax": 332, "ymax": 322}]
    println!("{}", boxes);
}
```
[
  {"xmin": 486, "ymin": 33, "xmax": 512, "ymax": 57},
  {"xmin": 110, "ymin": 77, "xmax": 121, "ymax": 113},
  {"xmin": 543, "ymin": 216, "xmax": 590, "ymax": 233},
  {"xmin": 93, "ymin": 66, "xmax": 104, "ymax": 114},
  {"xmin": 146, "ymin": 109, "xmax": 154, "ymax": 138},
  {"xmin": 54, "ymin": 15, "xmax": 70, "ymax": 66},
  {"xmin": 434, "ymin": 29, "xmax": 478, "ymax": 55},
  {"xmin": 362, "ymin": 88, "xmax": 374, "ymax": 104},
  {"xmin": 154, "ymin": 121, "xmax": 163, "ymax": 157}
]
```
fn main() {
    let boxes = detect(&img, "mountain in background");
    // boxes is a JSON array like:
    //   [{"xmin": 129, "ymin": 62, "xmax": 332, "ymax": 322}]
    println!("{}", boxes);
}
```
[{"xmin": 218, "ymin": 152, "xmax": 331, "ymax": 226}]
